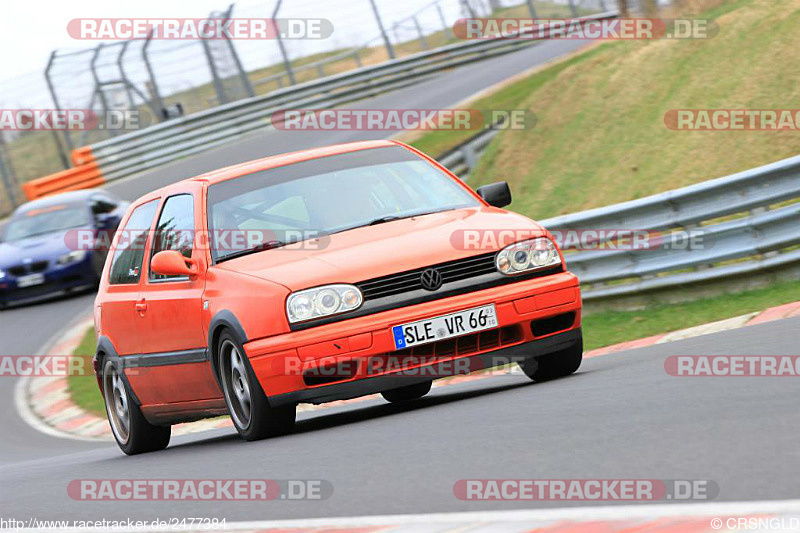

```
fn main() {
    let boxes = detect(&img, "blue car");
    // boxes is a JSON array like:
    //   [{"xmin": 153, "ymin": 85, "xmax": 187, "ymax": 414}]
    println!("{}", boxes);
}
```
[{"xmin": 0, "ymin": 190, "xmax": 128, "ymax": 308}]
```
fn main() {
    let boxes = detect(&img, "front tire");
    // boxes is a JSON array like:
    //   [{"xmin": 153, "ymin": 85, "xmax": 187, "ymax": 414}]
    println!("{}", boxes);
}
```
[
  {"xmin": 218, "ymin": 331, "xmax": 295, "ymax": 441},
  {"xmin": 381, "ymin": 380, "xmax": 432, "ymax": 403},
  {"xmin": 518, "ymin": 339, "xmax": 583, "ymax": 382},
  {"xmin": 102, "ymin": 359, "xmax": 170, "ymax": 455}
]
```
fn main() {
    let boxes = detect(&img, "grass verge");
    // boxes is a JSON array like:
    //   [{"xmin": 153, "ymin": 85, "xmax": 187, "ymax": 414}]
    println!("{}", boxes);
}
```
[
  {"xmin": 410, "ymin": 0, "xmax": 800, "ymax": 220},
  {"xmin": 67, "ymin": 328, "xmax": 105, "ymax": 417},
  {"xmin": 583, "ymin": 279, "xmax": 800, "ymax": 350}
]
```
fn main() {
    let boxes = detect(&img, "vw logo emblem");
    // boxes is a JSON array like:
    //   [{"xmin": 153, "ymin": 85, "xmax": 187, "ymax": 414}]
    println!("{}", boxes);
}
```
[{"xmin": 420, "ymin": 268, "xmax": 443, "ymax": 291}]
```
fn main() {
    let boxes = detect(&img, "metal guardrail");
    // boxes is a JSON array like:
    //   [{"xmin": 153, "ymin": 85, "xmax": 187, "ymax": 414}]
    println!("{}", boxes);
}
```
[
  {"xmin": 438, "ymin": 116, "xmax": 800, "ymax": 302},
  {"xmin": 83, "ymin": 11, "xmax": 619, "ymax": 183},
  {"xmin": 539, "ymin": 156, "xmax": 800, "ymax": 301}
]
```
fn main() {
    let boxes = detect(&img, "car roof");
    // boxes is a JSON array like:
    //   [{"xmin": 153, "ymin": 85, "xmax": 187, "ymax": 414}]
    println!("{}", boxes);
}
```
[
  {"xmin": 14, "ymin": 189, "xmax": 106, "ymax": 214},
  {"xmin": 132, "ymin": 140, "xmax": 411, "ymax": 206},
  {"xmin": 195, "ymin": 140, "xmax": 400, "ymax": 186}
]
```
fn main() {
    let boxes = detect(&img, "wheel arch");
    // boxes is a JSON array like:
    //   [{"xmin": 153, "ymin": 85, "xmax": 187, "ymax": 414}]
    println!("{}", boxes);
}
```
[{"xmin": 208, "ymin": 310, "xmax": 249, "ymax": 385}]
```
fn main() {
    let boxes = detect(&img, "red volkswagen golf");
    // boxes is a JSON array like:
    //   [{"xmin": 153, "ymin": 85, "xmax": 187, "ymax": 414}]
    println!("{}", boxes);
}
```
[{"xmin": 94, "ymin": 140, "xmax": 583, "ymax": 454}]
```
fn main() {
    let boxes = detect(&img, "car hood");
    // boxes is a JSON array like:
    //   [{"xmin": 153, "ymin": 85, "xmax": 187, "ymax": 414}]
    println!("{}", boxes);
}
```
[
  {"xmin": 216, "ymin": 207, "xmax": 549, "ymax": 291},
  {"xmin": 0, "ymin": 228, "xmax": 83, "ymax": 268}
]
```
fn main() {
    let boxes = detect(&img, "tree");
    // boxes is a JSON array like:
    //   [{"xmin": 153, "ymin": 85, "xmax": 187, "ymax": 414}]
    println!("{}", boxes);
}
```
[{"xmin": 617, "ymin": 0, "xmax": 629, "ymax": 17}]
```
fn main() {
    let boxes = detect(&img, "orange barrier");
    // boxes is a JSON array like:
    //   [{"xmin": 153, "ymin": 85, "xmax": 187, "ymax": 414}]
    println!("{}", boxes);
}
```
[
  {"xmin": 71, "ymin": 146, "xmax": 96, "ymax": 166},
  {"xmin": 22, "ymin": 160, "xmax": 105, "ymax": 201}
]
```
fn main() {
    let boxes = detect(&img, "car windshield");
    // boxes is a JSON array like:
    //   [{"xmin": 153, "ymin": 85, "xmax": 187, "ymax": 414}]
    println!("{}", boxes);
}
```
[
  {"xmin": 4, "ymin": 204, "xmax": 91, "ymax": 241},
  {"xmin": 207, "ymin": 146, "xmax": 480, "ymax": 262}
]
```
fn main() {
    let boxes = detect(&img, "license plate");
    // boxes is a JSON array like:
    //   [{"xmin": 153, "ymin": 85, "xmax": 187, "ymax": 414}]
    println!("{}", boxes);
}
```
[
  {"xmin": 17, "ymin": 273, "xmax": 45, "ymax": 288},
  {"xmin": 392, "ymin": 304, "xmax": 498, "ymax": 350}
]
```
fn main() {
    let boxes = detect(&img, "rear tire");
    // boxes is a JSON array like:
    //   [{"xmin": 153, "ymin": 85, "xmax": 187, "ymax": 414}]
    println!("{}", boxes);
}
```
[
  {"xmin": 101, "ymin": 359, "xmax": 171, "ymax": 455},
  {"xmin": 381, "ymin": 380, "xmax": 432, "ymax": 403},
  {"xmin": 218, "ymin": 331, "xmax": 295, "ymax": 441},
  {"xmin": 518, "ymin": 339, "xmax": 583, "ymax": 382}
]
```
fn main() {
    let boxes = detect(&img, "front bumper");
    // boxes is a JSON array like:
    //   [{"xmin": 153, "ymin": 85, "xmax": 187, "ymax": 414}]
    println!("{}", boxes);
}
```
[
  {"xmin": 245, "ymin": 271, "xmax": 582, "ymax": 404},
  {"xmin": 0, "ymin": 256, "xmax": 96, "ymax": 304}
]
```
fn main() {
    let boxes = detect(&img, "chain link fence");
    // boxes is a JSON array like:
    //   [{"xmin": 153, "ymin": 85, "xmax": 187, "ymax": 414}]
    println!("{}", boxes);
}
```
[{"xmin": 0, "ymin": 0, "xmax": 675, "ymax": 218}]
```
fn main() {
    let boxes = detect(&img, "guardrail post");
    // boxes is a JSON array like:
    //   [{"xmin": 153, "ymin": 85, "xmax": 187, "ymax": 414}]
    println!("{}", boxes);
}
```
[
  {"xmin": 44, "ymin": 51, "xmax": 72, "ymax": 168},
  {"xmin": 272, "ymin": 0, "xmax": 297, "ymax": 85},
  {"xmin": 142, "ymin": 31, "xmax": 166, "ymax": 120},
  {"xmin": 369, "ymin": 0, "xmax": 396, "ymax": 59},
  {"xmin": 462, "ymin": 143, "xmax": 478, "ymax": 171}
]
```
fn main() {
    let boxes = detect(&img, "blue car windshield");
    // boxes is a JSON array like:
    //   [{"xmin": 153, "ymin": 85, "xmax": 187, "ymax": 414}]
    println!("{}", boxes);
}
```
[{"xmin": 5, "ymin": 204, "xmax": 91, "ymax": 241}]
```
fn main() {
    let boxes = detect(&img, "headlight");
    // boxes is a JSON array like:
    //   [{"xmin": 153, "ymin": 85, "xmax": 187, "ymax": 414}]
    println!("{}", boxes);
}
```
[
  {"xmin": 286, "ymin": 284, "xmax": 363, "ymax": 324},
  {"xmin": 496, "ymin": 237, "xmax": 560, "ymax": 275},
  {"xmin": 0, "ymin": 268, "xmax": 5, "ymax": 280},
  {"xmin": 57, "ymin": 250, "xmax": 88, "ymax": 265}
]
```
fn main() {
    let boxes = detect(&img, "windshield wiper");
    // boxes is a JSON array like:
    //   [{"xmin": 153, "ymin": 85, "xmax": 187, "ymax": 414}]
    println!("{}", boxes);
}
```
[
  {"xmin": 216, "ymin": 240, "xmax": 287, "ymax": 263},
  {"xmin": 366, "ymin": 210, "xmax": 445, "ymax": 227},
  {"xmin": 367, "ymin": 215, "xmax": 402, "ymax": 226}
]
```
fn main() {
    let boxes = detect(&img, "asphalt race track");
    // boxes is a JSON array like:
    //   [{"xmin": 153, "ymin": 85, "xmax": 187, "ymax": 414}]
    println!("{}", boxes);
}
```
[
  {"xmin": 2, "ymin": 316, "xmax": 799, "ymax": 520},
  {"xmin": 1, "ymin": 37, "xmax": 798, "ymax": 522}
]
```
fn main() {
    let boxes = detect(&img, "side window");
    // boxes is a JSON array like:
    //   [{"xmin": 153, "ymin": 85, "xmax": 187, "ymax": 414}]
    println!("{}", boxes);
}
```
[
  {"xmin": 109, "ymin": 200, "xmax": 159, "ymax": 285},
  {"xmin": 149, "ymin": 194, "xmax": 195, "ymax": 281},
  {"xmin": 90, "ymin": 195, "xmax": 118, "ymax": 216}
]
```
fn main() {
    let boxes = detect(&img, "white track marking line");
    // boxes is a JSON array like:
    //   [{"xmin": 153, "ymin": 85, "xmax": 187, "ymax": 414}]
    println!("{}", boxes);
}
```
[{"xmin": 13, "ymin": 498, "xmax": 800, "ymax": 532}]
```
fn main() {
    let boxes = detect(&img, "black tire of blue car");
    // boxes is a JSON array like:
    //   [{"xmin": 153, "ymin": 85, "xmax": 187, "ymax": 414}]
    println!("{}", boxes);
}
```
[
  {"xmin": 381, "ymin": 380, "xmax": 432, "ymax": 403},
  {"xmin": 518, "ymin": 338, "xmax": 583, "ymax": 382},
  {"xmin": 101, "ymin": 358, "xmax": 171, "ymax": 455},
  {"xmin": 217, "ymin": 330, "xmax": 296, "ymax": 441}
]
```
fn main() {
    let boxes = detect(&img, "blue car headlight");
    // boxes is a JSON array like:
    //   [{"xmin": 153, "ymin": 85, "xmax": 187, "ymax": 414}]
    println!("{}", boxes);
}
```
[
  {"xmin": 57, "ymin": 250, "xmax": 88, "ymax": 265},
  {"xmin": 0, "ymin": 268, "xmax": 5, "ymax": 280}
]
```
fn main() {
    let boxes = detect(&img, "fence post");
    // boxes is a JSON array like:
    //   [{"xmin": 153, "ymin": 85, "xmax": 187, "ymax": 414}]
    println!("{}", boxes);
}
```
[
  {"xmin": 272, "ymin": 0, "xmax": 297, "ymax": 85},
  {"xmin": 142, "ymin": 31, "xmax": 167, "ymax": 120},
  {"xmin": 412, "ymin": 16, "xmax": 429, "ymax": 50},
  {"xmin": 44, "ymin": 51, "xmax": 72, "ymax": 168},
  {"xmin": 568, "ymin": 0, "xmax": 578, "ymax": 17},
  {"xmin": 201, "ymin": 35, "xmax": 228, "ymax": 105},
  {"xmin": 90, "ymin": 43, "xmax": 119, "ymax": 137},
  {"xmin": 223, "ymin": 3, "xmax": 255, "ymax": 98},
  {"xmin": 0, "ymin": 133, "xmax": 20, "ymax": 208},
  {"xmin": 435, "ymin": 3, "xmax": 451, "ymax": 40},
  {"xmin": 369, "ymin": 0, "xmax": 395, "ymax": 60},
  {"xmin": 525, "ymin": 0, "xmax": 538, "ymax": 18}
]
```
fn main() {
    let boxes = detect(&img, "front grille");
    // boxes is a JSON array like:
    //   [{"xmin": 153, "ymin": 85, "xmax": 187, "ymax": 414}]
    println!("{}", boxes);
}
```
[
  {"xmin": 357, "ymin": 252, "xmax": 499, "ymax": 300},
  {"xmin": 30, "ymin": 261, "xmax": 49, "ymax": 273},
  {"xmin": 8, "ymin": 266, "xmax": 27, "ymax": 277}
]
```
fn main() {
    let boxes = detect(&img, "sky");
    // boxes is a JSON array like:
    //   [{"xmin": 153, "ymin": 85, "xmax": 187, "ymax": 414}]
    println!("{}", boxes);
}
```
[
  {"xmin": 0, "ymin": 0, "xmax": 260, "ymax": 82},
  {"xmin": 0, "ymin": 0, "xmax": 474, "ymax": 108}
]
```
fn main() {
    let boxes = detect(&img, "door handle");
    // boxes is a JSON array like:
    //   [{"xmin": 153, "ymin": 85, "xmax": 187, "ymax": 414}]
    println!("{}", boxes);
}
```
[{"xmin": 135, "ymin": 300, "xmax": 148, "ymax": 314}]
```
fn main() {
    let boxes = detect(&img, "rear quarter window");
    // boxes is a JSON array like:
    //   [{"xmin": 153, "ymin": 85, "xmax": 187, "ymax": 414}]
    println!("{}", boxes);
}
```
[{"xmin": 108, "ymin": 200, "xmax": 159, "ymax": 285}]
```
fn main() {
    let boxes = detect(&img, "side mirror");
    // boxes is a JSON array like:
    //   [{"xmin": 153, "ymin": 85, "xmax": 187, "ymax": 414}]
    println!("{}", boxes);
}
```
[
  {"xmin": 151, "ymin": 250, "xmax": 198, "ymax": 278},
  {"xmin": 477, "ymin": 181, "xmax": 512, "ymax": 208}
]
